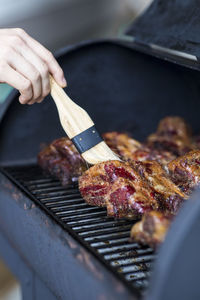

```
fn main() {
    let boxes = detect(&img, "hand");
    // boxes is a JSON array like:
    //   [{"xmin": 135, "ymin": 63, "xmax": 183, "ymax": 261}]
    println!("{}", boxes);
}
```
[{"xmin": 0, "ymin": 28, "xmax": 66, "ymax": 104}]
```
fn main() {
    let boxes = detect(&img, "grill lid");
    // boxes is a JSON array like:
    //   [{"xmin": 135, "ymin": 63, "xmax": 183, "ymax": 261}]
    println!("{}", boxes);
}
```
[{"xmin": 127, "ymin": 0, "xmax": 200, "ymax": 59}]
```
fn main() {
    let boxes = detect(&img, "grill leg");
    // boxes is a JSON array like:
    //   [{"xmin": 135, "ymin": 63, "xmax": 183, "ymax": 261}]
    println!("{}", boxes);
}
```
[{"xmin": 0, "ymin": 231, "xmax": 57, "ymax": 300}]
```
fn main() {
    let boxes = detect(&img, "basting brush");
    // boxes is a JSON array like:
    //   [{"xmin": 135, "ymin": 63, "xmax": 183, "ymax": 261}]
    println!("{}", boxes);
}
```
[{"xmin": 50, "ymin": 76, "xmax": 120, "ymax": 165}]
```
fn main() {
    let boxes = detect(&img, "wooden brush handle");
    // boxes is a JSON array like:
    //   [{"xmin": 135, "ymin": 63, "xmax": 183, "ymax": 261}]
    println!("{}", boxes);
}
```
[
  {"xmin": 50, "ymin": 75, "xmax": 94, "ymax": 139},
  {"xmin": 50, "ymin": 76, "xmax": 120, "ymax": 164}
]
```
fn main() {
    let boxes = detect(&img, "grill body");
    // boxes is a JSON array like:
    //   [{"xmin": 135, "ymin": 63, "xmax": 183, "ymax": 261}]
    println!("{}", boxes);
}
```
[{"xmin": 1, "ymin": 32, "xmax": 200, "ymax": 299}]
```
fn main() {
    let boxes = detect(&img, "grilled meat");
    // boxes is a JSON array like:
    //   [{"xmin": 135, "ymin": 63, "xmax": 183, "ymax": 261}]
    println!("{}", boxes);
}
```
[
  {"xmin": 102, "ymin": 132, "xmax": 141, "ymax": 161},
  {"xmin": 147, "ymin": 116, "xmax": 192, "ymax": 156},
  {"xmin": 79, "ymin": 159, "xmax": 186, "ymax": 218},
  {"xmin": 102, "ymin": 117, "xmax": 192, "ymax": 165},
  {"xmin": 168, "ymin": 150, "xmax": 200, "ymax": 194},
  {"xmin": 38, "ymin": 117, "xmax": 190, "ymax": 187},
  {"xmin": 38, "ymin": 116, "xmax": 198, "ymax": 250},
  {"xmin": 38, "ymin": 137, "xmax": 87, "ymax": 185},
  {"xmin": 103, "ymin": 132, "xmax": 177, "ymax": 166},
  {"xmin": 38, "ymin": 132, "xmax": 142, "ymax": 185},
  {"xmin": 131, "ymin": 146, "xmax": 176, "ymax": 166},
  {"xmin": 79, "ymin": 154, "xmax": 189, "ymax": 248},
  {"xmin": 131, "ymin": 150, "xmax": 200, "ymax": 249},
  {"xmin": 190, "ymin": 135, "xmax": 200, "ymax": 150},
  {"xmin": 130, "ymin": 117, "xmax": 192, "ymax": 248},
  {"xmin": 133, "ymin": 160, "xmax": 186, "ymax": 214},
  {"xmin": 131, "ymin": 117, "xmax": 191, "ymax": 166},
  {"xmin": 130, "ymin": 211, "xmax": 172, "ymax": 248},
  {"xmin": 79, "ymin": 160, "xmax": 160, "ymax": 218},
  {"xmin": 102, "ymin": 118, "xmax": 191, "ymax": 165}
]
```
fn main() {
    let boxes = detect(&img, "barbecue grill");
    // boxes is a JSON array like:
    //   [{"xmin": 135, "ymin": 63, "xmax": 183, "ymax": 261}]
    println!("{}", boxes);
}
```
[{"xmin": 1, "ymin": 0, "xmax": 200, "ymax": 299}]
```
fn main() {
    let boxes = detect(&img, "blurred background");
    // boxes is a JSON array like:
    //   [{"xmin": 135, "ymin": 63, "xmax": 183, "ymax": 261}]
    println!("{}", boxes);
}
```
[
  {"xmin": 0, "ymin": 0, "xmax": 152, "ymax": 299},
  {"xmin": 0, "ymin": 0, "xmax": 152, "ymax": 51}
]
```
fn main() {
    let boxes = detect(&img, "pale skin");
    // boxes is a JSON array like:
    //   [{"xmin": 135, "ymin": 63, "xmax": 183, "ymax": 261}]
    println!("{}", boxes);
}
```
[{"xmin": 0, "ymin": 28, "xmax": 67, "ymax": 104}]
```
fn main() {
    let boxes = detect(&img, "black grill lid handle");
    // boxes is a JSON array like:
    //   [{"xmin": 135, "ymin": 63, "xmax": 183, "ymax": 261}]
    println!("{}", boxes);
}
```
[
  {"xmin": 146, "ymin": 188, "xmax": 200, "ymax": 300},
  {"xmin": 126, "ymin": 0, "xmax": 200, "ymax": 59}
]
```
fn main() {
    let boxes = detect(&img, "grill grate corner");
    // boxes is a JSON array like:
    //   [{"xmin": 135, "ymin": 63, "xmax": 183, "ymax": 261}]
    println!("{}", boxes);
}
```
[{"xmin": 1, "ymin": 165, "xmax": 155, "ymax": 297}]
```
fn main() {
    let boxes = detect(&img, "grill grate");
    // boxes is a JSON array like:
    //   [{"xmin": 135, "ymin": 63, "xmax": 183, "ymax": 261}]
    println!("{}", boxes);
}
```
[{"xmin": 1, "ymin": 165, "xmax": 155, "ymax": 297}]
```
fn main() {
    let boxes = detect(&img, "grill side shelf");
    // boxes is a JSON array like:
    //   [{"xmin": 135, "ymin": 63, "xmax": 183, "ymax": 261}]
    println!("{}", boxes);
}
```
[{"xmin": 0, "ymin": 165, "xmax": 155, "ymax": 297}]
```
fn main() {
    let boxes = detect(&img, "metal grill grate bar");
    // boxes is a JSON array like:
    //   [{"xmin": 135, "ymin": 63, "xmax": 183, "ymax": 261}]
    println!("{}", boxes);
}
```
[
  {"xmin": 110, "ymin": 254, "xmax": 155, "ymax": 267},
  {"xmin": 72, "ymin": 220, "xmax": 132, "ymax": 231},
  {"xmin": 42, "ymin": 196, "xmax": 83, "ymax": 203},
  {"xmin": 97, "ymin": 243, "xmax": 140, "ymax": 254},
  {"xmin": 77, "ymin": 226, "xmax": 132, "ymax": 237},
  {"xmin": 61, "ymin": 211, "xmax": 107, "ymax": 222},
  {"xmin": 66, "ymin": 217, "xmax": 110, "ymax": 226},
  {"xmin": 84, "ymin": 231, "xmax": 131, "ymax": 242},
  {"xmin": 104, "ymin": 248, "xmax": 153, "ymax": 260},
  {"xmin": 91, "ymin": 237, "xmax": 130, "ymax": 248}
]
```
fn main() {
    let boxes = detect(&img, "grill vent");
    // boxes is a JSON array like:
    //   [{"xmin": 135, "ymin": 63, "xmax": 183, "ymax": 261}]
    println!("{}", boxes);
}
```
[{"xmin": 1, "ymin": 165, "xmax": 155, "ymax": 296}]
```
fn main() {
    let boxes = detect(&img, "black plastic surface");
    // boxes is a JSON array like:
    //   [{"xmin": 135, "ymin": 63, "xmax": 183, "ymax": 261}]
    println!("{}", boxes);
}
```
[{"xmin": 127, "ymin": 0, "xmax": 200, "ymax": 59}]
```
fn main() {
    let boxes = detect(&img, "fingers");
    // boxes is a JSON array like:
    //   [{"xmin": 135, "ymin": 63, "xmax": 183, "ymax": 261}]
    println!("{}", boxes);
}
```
[
  {"xmin": 2, "ymin": 33, "xmax": 50, "ymax": 103},
  {"xmin": 14, "ymin": 41, "xmax": 51, "ymax": 100},
  {"xmin": 28, "ymin": 96, "xmax": 44, "ymax": 105},
  {"xmin": 0, "ymin": 62, "xmax": 33, "ymax": 104},
  {"xmin": 36, "ymin": 96, "xmax": 44, "ymax": 103},
  {"xmin": 8, "ymin": 48, "xmax": 42, "ymax": 102},
  {"xmin": 0, "ymin": 28, "xmax": 66, "ymax": 105},
  {"xmin": 14, "ymin": 28, "xmax": 67, "ymax": 87}
]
